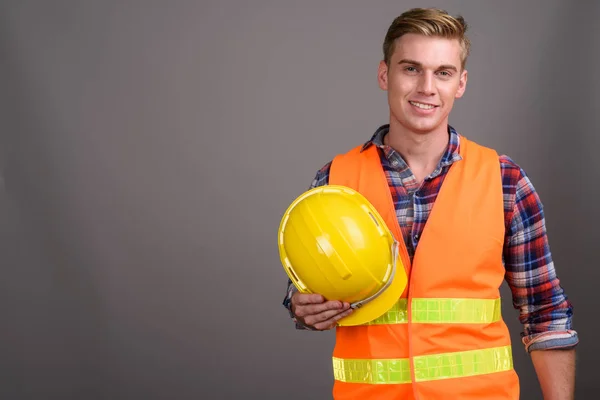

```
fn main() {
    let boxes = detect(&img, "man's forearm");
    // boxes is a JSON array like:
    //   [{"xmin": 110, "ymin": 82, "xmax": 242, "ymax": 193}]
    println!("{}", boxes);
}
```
[{"xmin": 531, "ymin": 348, "xmax": 576, "ymax": 400}]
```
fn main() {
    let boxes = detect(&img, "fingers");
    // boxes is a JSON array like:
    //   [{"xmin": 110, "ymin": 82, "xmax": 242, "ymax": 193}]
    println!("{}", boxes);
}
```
[
  {"xmin": 293, "ymin": 293, "xmax": 325, "ymax": 305},
  {"xmin": 291, "ymin": 293, "xmax": 354, "ymax": 330},
  {"xmin": 294, "ymin": 300, "xmax": 348, "ymax": 318},
  {"xmin": 312, "ymin": 308, "xmax": 354, "ymax": 330},
  {"xmin": 303, "ymin": 305, "xmax": 350, "ymax": 326}
]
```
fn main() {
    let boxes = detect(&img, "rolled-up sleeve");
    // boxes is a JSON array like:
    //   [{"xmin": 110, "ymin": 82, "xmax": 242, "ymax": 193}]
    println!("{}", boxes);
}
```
[{"xmin": 501, "ymin": 158, "xmax": 579, "ymax": 352}]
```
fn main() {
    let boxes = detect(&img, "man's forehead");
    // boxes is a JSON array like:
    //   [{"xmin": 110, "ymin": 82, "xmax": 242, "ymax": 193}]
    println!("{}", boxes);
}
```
[
  {"xmin": 395, "ymin": 33, "xmax": 462, "ymax": 47},
  {"xmin": 392, "ymin": 34, "xmax": 462, "ymax": 64}
]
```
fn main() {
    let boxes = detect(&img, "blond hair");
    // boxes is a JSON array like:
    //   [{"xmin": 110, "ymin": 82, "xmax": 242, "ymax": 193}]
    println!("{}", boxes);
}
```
[{"xmin": 383, "ymin": 8, "xmax": 471, "ymax": 69}]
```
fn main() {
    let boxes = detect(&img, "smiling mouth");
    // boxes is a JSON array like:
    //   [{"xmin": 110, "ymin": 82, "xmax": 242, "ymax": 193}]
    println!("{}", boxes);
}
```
[{"xmin": 409, "ymin": 101, "xmax": 438, "ymax": 110}]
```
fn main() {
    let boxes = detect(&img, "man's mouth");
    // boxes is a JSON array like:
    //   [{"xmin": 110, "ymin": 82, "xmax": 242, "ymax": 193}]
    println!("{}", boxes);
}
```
[{"xmin": 409, "ymin": 101, "xmax": 437, "ymax": 110}]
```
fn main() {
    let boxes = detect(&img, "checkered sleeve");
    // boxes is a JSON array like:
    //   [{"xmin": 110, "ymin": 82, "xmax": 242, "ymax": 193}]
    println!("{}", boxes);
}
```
[{"xmin": 500, "ymin": 156, "xmax": 579, "ymax": 352}]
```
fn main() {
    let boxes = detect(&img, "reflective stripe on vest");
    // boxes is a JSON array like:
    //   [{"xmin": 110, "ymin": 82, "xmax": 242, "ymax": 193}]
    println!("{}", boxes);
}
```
[
  {"xmin": 333, "ymin": 345, "xmax": 513, "ymax": 384},
  {"xmin": 366, "ymin": 298, "xmax": 502, "ymax": 325},
  {"xmin": 329, "ymin": 138, "xmax": 520, "ymax": 398}
]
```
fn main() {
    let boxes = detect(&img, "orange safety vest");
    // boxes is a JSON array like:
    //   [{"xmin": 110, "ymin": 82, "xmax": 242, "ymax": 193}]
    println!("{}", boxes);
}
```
[{"xmin": 328, "ymin": 135, "xmax": 520, "ymax": 399}]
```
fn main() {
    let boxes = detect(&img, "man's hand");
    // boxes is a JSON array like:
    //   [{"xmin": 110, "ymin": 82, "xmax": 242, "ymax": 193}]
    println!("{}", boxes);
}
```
[{"xmin": 291, "ymin": 292, "xmax": 353, "ymax": 330}]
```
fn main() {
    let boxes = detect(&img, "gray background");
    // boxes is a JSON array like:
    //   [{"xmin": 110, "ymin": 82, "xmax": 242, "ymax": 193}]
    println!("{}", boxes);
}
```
[{"xmin": 0, "ymin": 1, "xmax": 597, "ymax": 399}]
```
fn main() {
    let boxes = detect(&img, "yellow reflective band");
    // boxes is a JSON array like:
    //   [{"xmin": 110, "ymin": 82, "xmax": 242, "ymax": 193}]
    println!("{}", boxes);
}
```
[
  {"xmin": 413, "ymin": 345, "xmax": 513, "ymax": 381},
  {"xmin": 332, "ymin": 345, "xmax": 513, "ymax": 384},
  {"xmin": 332, "ymin": 357, "xmax": 411, "ymax": 385},
  {"xmin": 367, "ymin": 299, "xmax": 409, "ymax": 324},
  {"xmin": 367, "ymin": 298, "xmax": 501, "ymax": 325},
  {"xmin": 412, "ymin": 298, "xmax": 502, "ymax": 324}
]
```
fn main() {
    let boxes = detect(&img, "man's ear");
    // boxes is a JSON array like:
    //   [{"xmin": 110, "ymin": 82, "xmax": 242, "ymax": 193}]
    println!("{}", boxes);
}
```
[
  {"xmin": 455, "ymin": 69, "xmax": 468, "ymax": 99},
  {"xmin": 378, "ymin": 60, "xmax": 389, "ymax": 91}
]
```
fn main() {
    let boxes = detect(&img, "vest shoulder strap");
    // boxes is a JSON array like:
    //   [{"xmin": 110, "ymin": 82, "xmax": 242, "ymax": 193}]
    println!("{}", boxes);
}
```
[{"xmin": 329, "ymin": 144, "xmax": 403, "ymax": 242}]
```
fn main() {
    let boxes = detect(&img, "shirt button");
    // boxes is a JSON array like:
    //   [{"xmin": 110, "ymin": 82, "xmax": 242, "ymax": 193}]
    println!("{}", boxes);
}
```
[{"xmin": 391, "ymin": 159, "xmax": 399, "ymax": 167}]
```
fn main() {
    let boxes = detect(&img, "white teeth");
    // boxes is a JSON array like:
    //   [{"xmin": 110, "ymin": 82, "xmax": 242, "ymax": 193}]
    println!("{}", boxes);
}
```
[{"xmin": 410, "ymin": 101, "xmax": 435, "ymax": 110}]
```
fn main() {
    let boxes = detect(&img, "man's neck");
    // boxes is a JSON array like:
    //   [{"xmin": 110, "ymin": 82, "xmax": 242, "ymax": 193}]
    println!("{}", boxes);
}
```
[{"xmin": 383, "ymin": 121, "xmax": 450, "ymax": 184}]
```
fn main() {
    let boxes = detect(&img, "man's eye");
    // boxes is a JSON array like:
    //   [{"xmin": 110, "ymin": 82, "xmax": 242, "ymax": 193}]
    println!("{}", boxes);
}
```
[
  {"xmin": 405, "ymin": 66, "xmax": 418, "ymax": 72},
  {"xmin": 438, "ymin": 71, "xmax": 451, "ymax": 77}
]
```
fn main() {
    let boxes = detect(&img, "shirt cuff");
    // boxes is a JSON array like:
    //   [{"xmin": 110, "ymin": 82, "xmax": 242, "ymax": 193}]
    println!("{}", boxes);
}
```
[{"xmin": 522, "ymin": 330, "xmax": 579, "ymax": 352}]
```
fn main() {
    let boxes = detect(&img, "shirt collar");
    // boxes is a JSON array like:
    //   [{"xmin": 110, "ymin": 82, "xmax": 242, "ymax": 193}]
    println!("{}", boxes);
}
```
[{"xmin": 360, "ymin": 124, "xmax": 463, "ymax": 169}]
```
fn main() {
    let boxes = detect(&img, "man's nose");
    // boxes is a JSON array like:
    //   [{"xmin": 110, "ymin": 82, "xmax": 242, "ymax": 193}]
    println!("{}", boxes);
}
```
[{"xmin": 417, "ymin": 72, "xmax": 435, "ymax": 95}]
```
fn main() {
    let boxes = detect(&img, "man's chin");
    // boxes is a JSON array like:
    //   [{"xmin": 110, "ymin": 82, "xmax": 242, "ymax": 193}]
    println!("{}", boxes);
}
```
[{"xmin": 400, "ymin": 119, "xmax": 444, "ymax": 135}]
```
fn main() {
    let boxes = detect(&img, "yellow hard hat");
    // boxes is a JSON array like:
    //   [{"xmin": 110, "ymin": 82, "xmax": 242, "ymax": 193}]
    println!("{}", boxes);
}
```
[{"xmin": 278, "ymin": 185, "xmax": 407, "ymax": 326}]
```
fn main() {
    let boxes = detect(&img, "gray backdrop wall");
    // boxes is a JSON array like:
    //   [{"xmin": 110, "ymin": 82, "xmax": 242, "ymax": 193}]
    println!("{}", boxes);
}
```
[{"xmin": 1, "ymin": 1, "xmax": 598, "ymax": 399}]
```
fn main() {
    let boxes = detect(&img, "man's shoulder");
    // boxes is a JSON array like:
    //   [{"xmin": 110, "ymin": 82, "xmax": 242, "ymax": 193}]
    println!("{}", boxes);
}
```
[
  {"xmin": 310, "ymin": 142, "xmax": 375, "ymax": 188},
  {"xmin": 310, "ymin": 160, "xmax": 332, "ymax": 188},
  {"xmin": 460, "ymin": 136, "xmax": 523, "ymax": 171},
  {"xmin": 460, "ymin": 136, "xmax": 528, "ymax": 186},
  {"xmin": 498, "ymin": 154, "xmax": 522, "ymax": 171},
  {"xmin": 317, "ymin": 160, "xmax": 333, "ymax": 176},
  {"xmin": 498, "ymin": 154, "xmax": 528, "ymax": 192}
]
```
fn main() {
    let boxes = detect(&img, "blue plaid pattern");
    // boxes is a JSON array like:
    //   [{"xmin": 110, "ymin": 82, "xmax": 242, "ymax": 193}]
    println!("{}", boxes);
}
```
[{"xmin": 282, "ymin": 124, "xmax": 578, "ymax": 352}]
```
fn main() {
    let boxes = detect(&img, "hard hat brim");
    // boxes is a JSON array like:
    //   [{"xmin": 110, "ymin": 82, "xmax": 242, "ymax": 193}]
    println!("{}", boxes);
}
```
[{"xmin": 336, "ymin": 250, "xmax": 408, "ymax": 326}]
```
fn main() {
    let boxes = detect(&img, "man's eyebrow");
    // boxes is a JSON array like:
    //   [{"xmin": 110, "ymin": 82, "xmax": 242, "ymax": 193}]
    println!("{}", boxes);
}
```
[
  {"xmin": 398, "ymin": 59, "xmax": 458, "ymax": 72},
  {"xmin": 398, "ymin": 59, "xmax": 422, "ymax": 66},
  {"xmin": 438, "ymin": 64, "xmax": 458, "ymax": 72}
]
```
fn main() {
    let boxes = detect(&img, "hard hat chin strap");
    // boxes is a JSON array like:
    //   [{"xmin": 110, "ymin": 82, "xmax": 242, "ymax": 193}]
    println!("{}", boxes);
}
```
[{"xmin": 349, "ymin": 239, "xmax": 399, "ymax": 310}]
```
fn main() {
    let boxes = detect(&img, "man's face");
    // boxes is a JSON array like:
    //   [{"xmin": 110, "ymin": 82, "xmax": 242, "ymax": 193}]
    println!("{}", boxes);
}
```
[{"xmin": 378, "ymin": 33, "xmax": 467, "ymax": 134}]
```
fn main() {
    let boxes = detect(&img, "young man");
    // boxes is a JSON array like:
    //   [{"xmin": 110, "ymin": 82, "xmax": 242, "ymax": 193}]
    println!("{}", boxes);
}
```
[{"xmin": 282, "ymin": 7, "xmax": 578, "ymax": 400}]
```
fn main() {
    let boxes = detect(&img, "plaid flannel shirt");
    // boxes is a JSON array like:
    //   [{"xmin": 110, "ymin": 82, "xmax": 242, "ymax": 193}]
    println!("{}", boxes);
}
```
[{"xmin": 282, "ymin": 124, "xmax": 578, "ymax": 353}]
